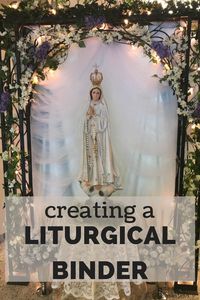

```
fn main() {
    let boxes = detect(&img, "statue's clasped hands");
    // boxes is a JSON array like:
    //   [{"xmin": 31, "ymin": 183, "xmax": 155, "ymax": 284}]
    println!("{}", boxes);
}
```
[{"xmin": 87, "ymin": 106, "xmax": 96, "ymax": 119}]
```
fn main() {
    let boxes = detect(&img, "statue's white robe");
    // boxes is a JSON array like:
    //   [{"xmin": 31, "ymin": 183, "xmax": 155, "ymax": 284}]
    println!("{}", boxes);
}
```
[{"xmin": 79, "ymin": 99, "xmax": 121, "ymax": 191}]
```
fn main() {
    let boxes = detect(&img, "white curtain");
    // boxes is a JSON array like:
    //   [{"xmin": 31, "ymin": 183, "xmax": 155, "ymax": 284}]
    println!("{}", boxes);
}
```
[{"xmin": 31, "ymin": 36, "xmax": 177, "ymax": 197}]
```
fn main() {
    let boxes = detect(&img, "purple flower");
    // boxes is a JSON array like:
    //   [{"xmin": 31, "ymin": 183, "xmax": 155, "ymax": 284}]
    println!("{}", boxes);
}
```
[
  {"xmin": 84, "ymin": 16, "xmax": 106, "ymax": 29},
  {"xmin": 192, "ymin": 103, "xmax": 200, "ymax": 118},
  {"xmin": 151, "ymin": 41, "xmax": 171, "ymax": 59},
  {"xmin": 0, "ymin": 91, "xmax": 10, "ymax": 112},
  {"xmin": 36, "ymin": 41, "xmax": 51, "ymax": 61}
]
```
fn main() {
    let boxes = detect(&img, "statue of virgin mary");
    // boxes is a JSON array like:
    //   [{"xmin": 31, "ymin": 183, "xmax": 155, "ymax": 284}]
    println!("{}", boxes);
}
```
[{"xmin": 79, "ymin": 68, "xmax": 122, "ymax": 196}]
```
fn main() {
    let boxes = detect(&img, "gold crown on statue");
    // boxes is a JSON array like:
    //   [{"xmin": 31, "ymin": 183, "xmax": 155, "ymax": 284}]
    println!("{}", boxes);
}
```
[{"xmin": 90, "ymin": 65, "xmax": 103, "ymax": 87}]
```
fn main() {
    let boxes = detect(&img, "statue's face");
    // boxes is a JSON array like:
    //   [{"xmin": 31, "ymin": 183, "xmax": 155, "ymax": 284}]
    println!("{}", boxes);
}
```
[{"xmin": 91, "ymin": 88, "xmax": 101, "ymax": 102}]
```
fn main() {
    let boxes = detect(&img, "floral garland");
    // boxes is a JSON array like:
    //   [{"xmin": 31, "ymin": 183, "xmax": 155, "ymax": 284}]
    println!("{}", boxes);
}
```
[
  {"xmin": 1, "ymin": 22, "xmax": 199, "ymax": 191},
  {"xmin": 1, "ymin": 24, "xmax": 194, "ymax": 111}
]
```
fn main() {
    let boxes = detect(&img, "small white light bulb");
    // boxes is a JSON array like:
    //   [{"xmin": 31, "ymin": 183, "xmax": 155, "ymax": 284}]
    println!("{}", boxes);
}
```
[{"xmin": 9, "ymin": 2, "xmax": 19, "ymax": 9}]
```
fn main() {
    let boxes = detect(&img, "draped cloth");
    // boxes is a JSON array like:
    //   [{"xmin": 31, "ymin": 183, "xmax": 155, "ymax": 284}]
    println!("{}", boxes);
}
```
[
  {"xmin": 31, "ymin": 30, "xmax": 178, "ymax": 299},
  {"xmin": 31, "ymin": 37, "xmax": 177, "ymax": 198}
]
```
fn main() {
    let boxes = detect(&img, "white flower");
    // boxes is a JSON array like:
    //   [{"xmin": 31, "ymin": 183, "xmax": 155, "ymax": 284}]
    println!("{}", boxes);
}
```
[
  {"xmin": 105, "ymin": 33, "xmax": 114, "ymax": 44},
  {"xmin": 9, "ymin": 84, "xmax": 14, "ymax": 89},
  {"xmin": 20, "ymin": 77, "xmax": 29, "ymax": 85},
  {"xmin": 29, "ymin": 0, "xmax": 39, "ymax": 9},
  {"xmin": 2, "ymin": 65, "xmax": 8, "ymax": 72},
  {"xmin": 0, "ymin": 31, "xmax": 7, "ymax": 37},
  {"xmin": 2, "ymin": 151, "xmax": 9, "ymax": 161},
  {"xmin": 63, "ymin": 36, "xmax": 70, "ymax": 44},
  {"xmin": 9, "ymin": 127, "xmax": 15, "ymax": 134},
  {"xmin": 195, "ymin": 142, "xmax": 200, "ymax": 149},
  {"xmin": 88, "ymin": 29, "xmax": 96, "ymax": 37},
  {"xmin": 175, "ymin": 90, "xmax": 181, "ymax": 97},
  {"xmin": 69, "ymin": 26, "xmax": 76, "ymax": 33},
  {"xmin": 112, "ymin": 32, "xmax": 122, "ymax": 40},
  {"xmin": 182, "ymin": 110, "xmax": 188, "ymax": 116},
  {"xmin": 17, "ymin": 40, "xmax": 24, "ymax": 50},
  {"xmin": 180, "ymin": 100, "xmax": 187, "ymax": 108},
  {"xmin": 55, "ymin": 24, "xmax": 61, "ymax": 31},
  {"xmin": 11, "ymin": 145, "xmax": 19, "ymax": 152},
  {"xmin": 177, "ymin": 108, "xmax": 182, "ymax": 115},
  {"xmin": 8, "ymin": 179, "xmax": 16, "ymax": 188}
]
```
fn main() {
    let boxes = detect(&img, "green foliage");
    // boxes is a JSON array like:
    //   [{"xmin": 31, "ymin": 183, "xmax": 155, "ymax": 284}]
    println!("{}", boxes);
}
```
[
  {"xmin": 45, "ymin": 58, "xmax": 59, "ymax": 70},
  {"xmin": 78, "ymin": 40, "xmax": 86, "ymax": 48},
  {"xmin": 0, "ymin": 0, "xmax": 199, "ymax": 28}
]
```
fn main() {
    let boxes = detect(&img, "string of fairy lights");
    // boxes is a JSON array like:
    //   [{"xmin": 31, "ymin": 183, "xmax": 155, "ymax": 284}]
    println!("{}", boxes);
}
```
[{"xmin": 7, "ymin": 0, "xmax": 200, "ymax": 16}]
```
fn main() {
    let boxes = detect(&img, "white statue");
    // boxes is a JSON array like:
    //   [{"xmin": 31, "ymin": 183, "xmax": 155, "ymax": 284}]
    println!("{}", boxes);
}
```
[{"xmin": 79, "ymin": 68, "xmax": 122, "ymax": 197}]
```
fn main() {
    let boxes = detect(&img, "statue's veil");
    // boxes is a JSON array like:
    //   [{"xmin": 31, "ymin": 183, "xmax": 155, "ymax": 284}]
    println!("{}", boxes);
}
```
[{"xmin": 89, "ymin": 85, "xmax": 110, "ymax": 130}]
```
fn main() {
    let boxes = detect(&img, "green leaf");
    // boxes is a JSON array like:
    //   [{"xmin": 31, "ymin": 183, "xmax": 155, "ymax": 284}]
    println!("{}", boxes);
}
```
[
  {"xmin": 78, "ymin": 41, "xmax": 86, "ymax": 48},
  {"xmin": 0, "ymin": 70, "xmax": 7, "ymax": 80},
  {"xmin": 37, "ymin": 69, "xmax": 46, "ymax": 81},
  {"xmin": 5, "ymin": 50, "xmax": 13, "ymax": 59},
  {"xmin": 45, "ymin": 58, "xmax": 59, "ymax": 70}
]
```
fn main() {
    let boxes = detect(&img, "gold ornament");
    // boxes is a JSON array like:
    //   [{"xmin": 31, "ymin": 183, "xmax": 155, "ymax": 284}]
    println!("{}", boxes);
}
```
[{"xmin": 90, "ymin": 65, "xmax": 103, "ymax": 87}]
